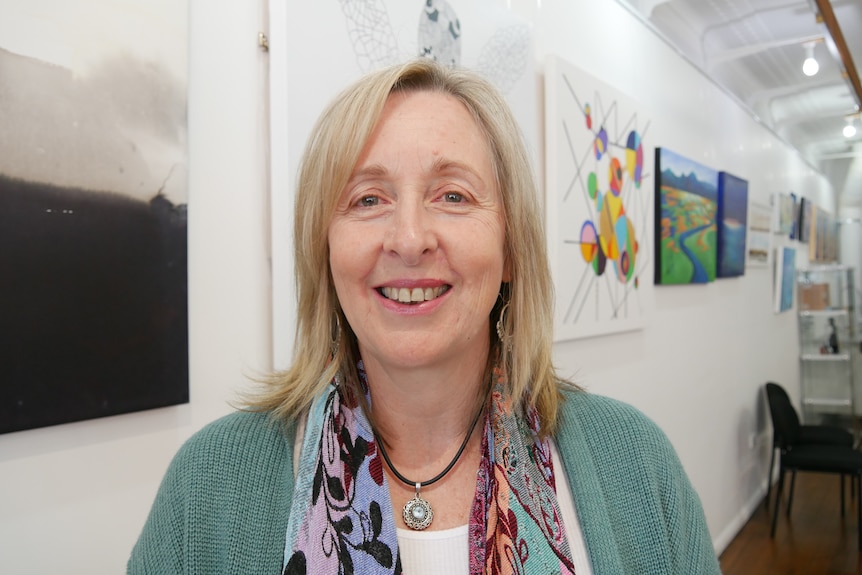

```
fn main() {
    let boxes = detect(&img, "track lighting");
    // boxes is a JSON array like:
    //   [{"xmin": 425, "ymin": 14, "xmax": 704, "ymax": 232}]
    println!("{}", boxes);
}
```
[{"xmin": 802, "ymin": 41, "xmax": 819, "ymax": 76}]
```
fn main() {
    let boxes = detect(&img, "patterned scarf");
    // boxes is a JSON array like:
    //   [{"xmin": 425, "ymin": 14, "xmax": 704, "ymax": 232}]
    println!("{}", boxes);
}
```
[{"xmin": 283, "ymin": 363, "xmax": 575, "ymax": 574}]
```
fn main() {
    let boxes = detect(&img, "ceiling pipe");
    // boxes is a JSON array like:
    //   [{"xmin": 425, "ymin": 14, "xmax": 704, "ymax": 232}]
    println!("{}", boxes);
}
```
[{"xmin": 813, "ymin": 0, "xmax": 862, "ymax": 109}]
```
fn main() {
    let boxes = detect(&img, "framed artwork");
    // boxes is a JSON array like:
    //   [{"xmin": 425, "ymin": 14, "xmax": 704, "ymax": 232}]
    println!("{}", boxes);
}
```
[
  {"xmin": 825, "ymin": 216, "xmax": 839, "ymax": 262},
  {"xmin": 269, "ymin": 0, "xmax": 538, "ymax": 365},
  {"xmin": 810, "ymin": 207, "xmax": 834, "ymax": 263},
  {"xmin": 544, "ymin": 55, "xmax": 653, "ymax": 341},
  {"xmin": 798, "ymin": 197, "xmax": 812, "ymax": 243},
  {"xmin": 789, "ymin": 192, "xmax": 798, "ymax": 240},
  {"xmin": 747, "ymin": 201, "xmax": 772, "ymax": 268},
  {"xmin": 814, "ymin": 209, "xmax": 838, "ymax": 263},
  {"xmin": 716, "ymin": 171, "xmax": 748, "ymax": 278},
  {"xmin": 774, "ymin": 247, "xmax": 796, "ymax": 313},
  {"xmin": 654, "ymin": 147, "xmax": 718, "ymax": 284},
  {"xmin": 775, "ymin": 193, "xmax": 796, "ymax": 237},
  {"xmin": 0, "ymin": 0, "xmax": 189, "ymax": 434}
]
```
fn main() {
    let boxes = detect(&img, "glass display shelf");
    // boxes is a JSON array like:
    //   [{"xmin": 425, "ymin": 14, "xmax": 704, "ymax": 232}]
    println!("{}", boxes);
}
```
[{"xmin": 796, "ymin": 265, "xmax": 857, "ymax": 426}]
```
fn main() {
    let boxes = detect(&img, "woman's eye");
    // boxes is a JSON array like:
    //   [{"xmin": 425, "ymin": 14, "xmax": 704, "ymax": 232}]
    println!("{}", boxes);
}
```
[
  {"xmin": 356, "ymin": 195, "xmax": 379, "ymax": 207},
  {"xmin": 442, "ymin": 192, "xmax": 464, "ymax": 203}
]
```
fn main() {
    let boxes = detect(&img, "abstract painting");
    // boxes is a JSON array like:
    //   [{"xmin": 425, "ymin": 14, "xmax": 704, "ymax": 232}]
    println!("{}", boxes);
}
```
[
  {"xmin": 774, "ymin": 247, "xmax": 796, "ymax": 313},
  {"xmin": 716, "ymin": 172, "xmax": 748, "ymax": 278},
  {"xmin": 0, "ymin": 0, "xmax": 189, "ymax": 433},
  {"xmin": 654, "ymin": 148, "xmax": 718, "ymax": 284},
  {"xmin": 544, "ymin": 55, "xmax": 653, "ymax": 341}
]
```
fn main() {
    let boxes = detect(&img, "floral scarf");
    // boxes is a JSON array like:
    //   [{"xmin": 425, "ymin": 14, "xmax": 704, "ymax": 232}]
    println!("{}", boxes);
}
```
[{"xmin": 283, "ymin": 363, "xmax": 575, "ymax": 574}]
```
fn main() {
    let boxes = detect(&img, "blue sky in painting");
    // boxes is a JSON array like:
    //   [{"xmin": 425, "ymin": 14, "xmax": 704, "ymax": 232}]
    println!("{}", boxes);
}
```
[{"xmin": 659, "ymin": 147, "xmax": 718, "ymax": 183}]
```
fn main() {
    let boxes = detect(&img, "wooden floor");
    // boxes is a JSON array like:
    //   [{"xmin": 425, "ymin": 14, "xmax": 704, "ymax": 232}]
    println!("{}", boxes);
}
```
[{"xmin": 720, "ymin": 473, "xmax": 862, "ymax": 575}]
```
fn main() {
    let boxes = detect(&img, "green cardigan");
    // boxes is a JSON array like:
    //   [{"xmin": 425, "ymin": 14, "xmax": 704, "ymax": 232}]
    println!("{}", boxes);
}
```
[{"xmin": 128, "ymin": 390, "xmax": 721, "ymax": 574}]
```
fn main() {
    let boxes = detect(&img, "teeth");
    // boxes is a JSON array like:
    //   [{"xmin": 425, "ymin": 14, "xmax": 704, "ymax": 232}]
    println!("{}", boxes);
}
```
[{"xmin": 381, "ymin": 286, "xmax": 447, "ymax": 303}]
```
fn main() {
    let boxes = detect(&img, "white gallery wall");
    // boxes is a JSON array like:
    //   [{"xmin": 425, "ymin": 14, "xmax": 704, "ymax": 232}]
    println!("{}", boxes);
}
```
[
  {"xmin": 0, "ymin": 1, "xmax": 272, "ymax": 572},
  {"xmin": 0, "ymin": 0, "xmax": 837, "ymax": 573}
]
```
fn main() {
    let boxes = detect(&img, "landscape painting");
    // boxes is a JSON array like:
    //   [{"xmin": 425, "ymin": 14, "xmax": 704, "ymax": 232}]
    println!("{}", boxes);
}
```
[
  {"xmin": 0, "ymin": 0, "xmax": 189, "ymax": 434},
  {"xmin": 716, "ymin": 172, "xmax": 748, "ymax": 278},
  {"xmin": 654, "ymin": 147, "xmax": 718, "ymax": 285}
]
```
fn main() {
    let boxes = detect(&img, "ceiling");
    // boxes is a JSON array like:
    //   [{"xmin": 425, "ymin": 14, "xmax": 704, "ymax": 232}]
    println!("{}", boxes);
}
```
[{"xmin": 619, "ymin": 0, "xmax": 862, "ymax": 195}]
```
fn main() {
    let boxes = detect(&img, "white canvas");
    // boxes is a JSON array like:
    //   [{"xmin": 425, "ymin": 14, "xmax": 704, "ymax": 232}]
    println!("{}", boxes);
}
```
[
  {"xmin": 544, "ymin": 55, "xmax": 653, "ymax": 341},
  {"xmin": 747, "ymin": 201, "xmax": 772, "ymax": 268}
]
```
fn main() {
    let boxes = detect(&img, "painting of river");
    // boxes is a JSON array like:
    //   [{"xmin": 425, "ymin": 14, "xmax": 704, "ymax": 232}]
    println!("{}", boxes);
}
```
[
  {"xmin": 654, "ymin": 147, "xmax": 718, "ymax": 285},
  {"xmin": 716, "ymin": 171, "xmax": 748, "ymax": 278}
]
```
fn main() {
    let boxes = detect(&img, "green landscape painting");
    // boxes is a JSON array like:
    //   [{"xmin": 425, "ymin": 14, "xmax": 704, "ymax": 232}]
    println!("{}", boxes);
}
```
[{"xmin": 654, "ymin": 147, "xmax": 718, "ymax": 284}]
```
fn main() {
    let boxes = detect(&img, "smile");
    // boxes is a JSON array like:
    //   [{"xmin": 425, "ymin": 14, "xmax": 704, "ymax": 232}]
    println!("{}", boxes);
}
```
[{"xmin": 378, "ymin": 285, "xmax": 450, "ymax": 304}]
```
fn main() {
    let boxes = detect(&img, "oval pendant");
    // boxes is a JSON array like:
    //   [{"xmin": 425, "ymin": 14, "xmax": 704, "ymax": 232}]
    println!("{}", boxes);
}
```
[{"xmin": 402, "ymin": 491, "xmax": 433, "ymax": 530}]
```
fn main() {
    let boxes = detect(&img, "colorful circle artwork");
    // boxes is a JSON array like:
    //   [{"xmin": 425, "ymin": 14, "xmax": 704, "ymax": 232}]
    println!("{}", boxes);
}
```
[
  {"xmin": 579, "ymin": 220, "xmax": 606, "ymax": 276},
  {"xmin": 587, "ymin": 172, "xmax": 598, "ymax": 200},
  {"xmin": 594, "ymin": 127, "xmax": 608, "ymax": 160},
  {"xmin": 609, "ymin": 157, "xmax": 623, "ymax": 196},
  {"xmin": 626, "ymin": 130, "xmax": 644, "ymax": 188}
]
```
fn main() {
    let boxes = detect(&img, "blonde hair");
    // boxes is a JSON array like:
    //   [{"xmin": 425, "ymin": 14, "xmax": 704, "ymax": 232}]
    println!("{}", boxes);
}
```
[{"xmin": 251, "ymin": 59, "xmax": 564, "ymax": 435}]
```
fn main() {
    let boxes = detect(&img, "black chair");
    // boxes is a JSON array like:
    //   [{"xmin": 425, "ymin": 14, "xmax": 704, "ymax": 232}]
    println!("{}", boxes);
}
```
[
  {"xmin": 764, "ymin": 382, "xmax": 854, "ymax": 507},
  {"xmin": 764, "ymin": 382, "xmax": 862, "ymax": 549}
]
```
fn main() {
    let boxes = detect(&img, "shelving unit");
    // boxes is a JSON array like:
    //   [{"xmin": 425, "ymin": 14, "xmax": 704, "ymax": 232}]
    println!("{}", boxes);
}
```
[{"xmin": 796, "ymin": 265, "xmax": 857, "ymax": 427}]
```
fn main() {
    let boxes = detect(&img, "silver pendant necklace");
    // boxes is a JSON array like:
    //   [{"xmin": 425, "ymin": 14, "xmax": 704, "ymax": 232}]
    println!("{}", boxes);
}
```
[{"xmin": 375, "ymin": 402, "xmax": 485, "ymax": 531}]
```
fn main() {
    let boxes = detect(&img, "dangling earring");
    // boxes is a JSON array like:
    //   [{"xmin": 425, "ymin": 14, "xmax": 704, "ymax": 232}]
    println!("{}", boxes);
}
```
[
  {"xmin": 496, "ymin": 301, "xmax": 511, "ymax": 349},
  {"xmin": 330, "ymin": 311, "xmax": 341, "ymax": 358}
]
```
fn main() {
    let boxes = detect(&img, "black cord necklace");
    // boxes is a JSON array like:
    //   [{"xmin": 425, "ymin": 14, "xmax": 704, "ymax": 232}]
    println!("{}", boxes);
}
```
[{"xmin": 375, "ymin": 401, "xmax": 485, "ymax": 530}]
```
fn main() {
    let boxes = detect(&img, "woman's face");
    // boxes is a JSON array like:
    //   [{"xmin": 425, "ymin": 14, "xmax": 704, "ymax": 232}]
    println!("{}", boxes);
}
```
[{"xmin": 328, "ymin": 90, "xmax": 509, "ymax": 373}]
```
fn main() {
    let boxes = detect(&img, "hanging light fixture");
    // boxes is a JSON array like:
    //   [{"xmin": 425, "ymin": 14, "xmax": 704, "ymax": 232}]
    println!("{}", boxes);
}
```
[
  {"xmin": 802, "ymin": 41, "xmax": 819, "ymax": 76},
  {"xmin": 844, "ymin": 116, "xmax": 857, "ymax": 138}
]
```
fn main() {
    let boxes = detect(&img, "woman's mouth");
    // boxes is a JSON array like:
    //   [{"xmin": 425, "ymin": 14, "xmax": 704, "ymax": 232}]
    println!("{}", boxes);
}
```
[{"xmin": 377, "ymin": 285, "xmax": 450, "ymax": 304}]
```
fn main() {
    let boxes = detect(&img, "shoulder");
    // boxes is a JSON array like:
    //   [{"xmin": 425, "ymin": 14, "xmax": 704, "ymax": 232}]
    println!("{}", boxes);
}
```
[
  {"xmin": 557, "ymin": 388, "xmax": 667, "ymax": 448},
  {"xmin": 129, "ymin": 410, "xmax": 298, "ymax": 573},
  {"xmin": 555, "ymin": 388, "xmax": 685, "ymax": 492},
  {"xmin": 554, "ymin": 389, "xmax": 721, "ymax": 574},
  {"xmin": 164, "ymin": 410, "xmax": 297, "ymax": 497},
  {"xmin": 154, "ymin": 408, "xmax": 298, "ymax": 498},
  {"xmin": 175, "ymin": 409, "xmax": 294, "ymax": 463}
]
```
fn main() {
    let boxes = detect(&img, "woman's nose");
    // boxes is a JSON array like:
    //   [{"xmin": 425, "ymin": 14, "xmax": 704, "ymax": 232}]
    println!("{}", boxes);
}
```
[{"xmin": 383, "ymin": 201, "xmax": 438, "ymax": 265}]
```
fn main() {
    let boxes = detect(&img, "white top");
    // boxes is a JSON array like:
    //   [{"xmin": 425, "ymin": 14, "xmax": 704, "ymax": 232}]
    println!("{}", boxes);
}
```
[{"xmin": 397, "ymin": 440, "xmax": 593, "ymax": 575}]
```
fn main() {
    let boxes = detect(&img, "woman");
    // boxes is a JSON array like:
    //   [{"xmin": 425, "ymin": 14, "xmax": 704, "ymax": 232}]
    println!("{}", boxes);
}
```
[{"xmin": 129, "ymin": 59, "xmax": 721, "ymax": 574}]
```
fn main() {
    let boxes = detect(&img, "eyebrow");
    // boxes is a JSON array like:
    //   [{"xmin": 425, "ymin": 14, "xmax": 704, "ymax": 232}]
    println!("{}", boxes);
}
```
[
  {"xmin": 348, "ymin": 163, "xmax": 389, "ymax": 181},
  {"xmin": 351, "ymin": 158, "xmax": 480, "ymax": 178},
  {"xmin": 428, "ymin": 157, "xmax": 484, "ymax": 181}
]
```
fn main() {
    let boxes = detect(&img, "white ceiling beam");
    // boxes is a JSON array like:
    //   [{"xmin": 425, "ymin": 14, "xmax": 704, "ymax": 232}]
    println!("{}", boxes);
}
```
[
  {"xmin": 706, "ymin": 34, "xmax": 824, "ymax": 67},
  {"xmin": 622, "ymin": 0, "xmax": 671, "ymax": 19}
]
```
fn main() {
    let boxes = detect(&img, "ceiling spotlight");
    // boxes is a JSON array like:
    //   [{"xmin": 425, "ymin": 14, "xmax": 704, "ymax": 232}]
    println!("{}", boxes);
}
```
[
  {"xmin": 802, "ymin": 42, "xmax": 819, "ymax": 76},
  {"xmin": 844, "ymin": 117, "xmax": 857, "ymax": 138}
]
